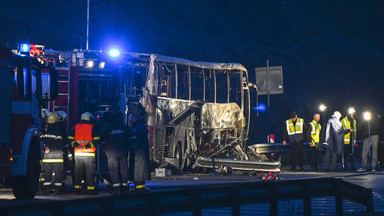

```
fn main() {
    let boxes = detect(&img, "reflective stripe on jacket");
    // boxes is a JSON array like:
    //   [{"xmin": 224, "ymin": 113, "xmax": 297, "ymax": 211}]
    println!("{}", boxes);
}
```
[
  {"xmin": 286, "ymin": 118, "xmax": 304, "ymax": 135},
  {"xmin": 73, "ymin": 123, "xmax": 97, "ymax": 153},
  {"xmin": 341, "ymin": 117, "xmax": 356, "ymax": 145}
]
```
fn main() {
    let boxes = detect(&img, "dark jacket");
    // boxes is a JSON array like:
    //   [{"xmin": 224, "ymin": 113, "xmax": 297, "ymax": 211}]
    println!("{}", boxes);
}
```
[
  {"xmin": 129, "ymin": 120, "xmax": 151, "ymax": 181},
  {"xmin": 41, "ymin": 122, "xmax": 67, "ymax": 159},
  {"xmin": 101, "ymin": 120, "xmax": 133, "ymax": 156}
]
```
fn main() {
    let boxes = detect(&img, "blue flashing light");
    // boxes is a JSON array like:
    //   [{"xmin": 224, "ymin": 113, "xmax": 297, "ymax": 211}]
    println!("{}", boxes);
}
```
[
  {"xmin": 108, "ymin": 48, "xmax": 121, "ymax": 58},
  {"xmin": 20, "ymin": 43, "xmax": 31, "ymax": 52},
  {"xmin": 254, "ymin": 103, "xmax": 267, "ymax": 112}
]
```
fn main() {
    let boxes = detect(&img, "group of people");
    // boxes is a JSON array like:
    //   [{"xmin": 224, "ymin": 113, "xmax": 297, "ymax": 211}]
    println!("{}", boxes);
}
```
[
  {"xmin": 39, "ymin": 110, "xmax": 150, "ymax": 195},
  {"xmin": 283, "ymin": 110, "xmax": 383, "ymax": 172}
]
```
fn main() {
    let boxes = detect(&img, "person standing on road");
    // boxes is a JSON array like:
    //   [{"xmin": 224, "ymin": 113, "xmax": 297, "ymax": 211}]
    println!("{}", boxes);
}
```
[
  {"xmin": 101, "ymin": 112, "xmax": 133, "ymax": 194},
  {"xmin": 283, "ymin": 112, "xmax": 306, "ymax": 171},
  {"xmin": 307, "ymin": 113, "xmax": 321, "ymax": 171},
  {"xmin": 341, "ymin": 112, "xmax": 357, "ymax": 171},
  {"xmin": 323, "ymin": 111, "xmax": 352, "ymax": 171},
  {"xmin": 68, "ymin": 112, "xmax": 100, "ymax": 195},
  {"xmin": 40, "ymin": 111, "xmax": 67, "ymax": 195},
  {"xmin": 128, "ymin": 114, "xmax": 151, "ymax": 193},
  {"xmin": 358, "ymin": 112, "xmax": 380, "ymax": 172}
]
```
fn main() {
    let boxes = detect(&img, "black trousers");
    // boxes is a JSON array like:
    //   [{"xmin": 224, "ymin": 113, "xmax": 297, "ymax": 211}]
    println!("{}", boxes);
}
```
[
  {"xmin": 107, "ymin": 153, "xmax": 129, "ymax": 186},
  {"xmin": 290, "ymin": 141, "xmax": 304, "ymax": 168},
  {"xmin": 74, "ymin": 156, "xmax": 96, "ymax": 190},
  {"xmin": 310, "ymin": 146, "xmax": 319, "ymax": 169},
  {"xmin": 42, "ymin": 162, "xmax": 65, "ymax": 186}
]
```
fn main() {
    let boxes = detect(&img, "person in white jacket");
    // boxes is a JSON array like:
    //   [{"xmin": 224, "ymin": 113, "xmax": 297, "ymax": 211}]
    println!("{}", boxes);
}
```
[{"xmin": 323, "ymin": 111, "xmax": 352, "ymax": 171}]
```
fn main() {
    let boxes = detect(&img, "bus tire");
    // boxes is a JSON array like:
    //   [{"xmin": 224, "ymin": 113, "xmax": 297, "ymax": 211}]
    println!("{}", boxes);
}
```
[
  {"xmin": 12, "ymin": 142, "xmax": 40, "ymax": 199},
  {"xmin": 175, "ymin": 142, "xmax": 185, "ymax": 170}
]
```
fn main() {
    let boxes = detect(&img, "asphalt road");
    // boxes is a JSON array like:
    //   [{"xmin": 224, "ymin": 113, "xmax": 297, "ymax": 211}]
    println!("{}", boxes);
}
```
[{"xmin": 1, "ymin": 168, "xmax": 384, "ymax": 215}]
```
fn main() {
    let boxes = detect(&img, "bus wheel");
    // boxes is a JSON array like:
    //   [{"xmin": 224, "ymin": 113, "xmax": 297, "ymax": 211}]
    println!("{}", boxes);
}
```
[
  {"xmin": 12, "ymin": 142, "xmax": 40, "ymax": 199},
  {"xmin": 175, "ymin": 143, "xmax": 185, "ymax": 170}
]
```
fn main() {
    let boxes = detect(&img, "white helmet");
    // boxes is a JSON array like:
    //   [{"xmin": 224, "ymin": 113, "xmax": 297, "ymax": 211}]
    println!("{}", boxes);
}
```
[
  {"xmin": 47, "ymin": 112, "xmax": 59, "ymax": 124},
  {"xmin": 57, "ymin": 111, "xmax": 68, "ymax": 122},
  {"xmin": 41, "ymin": 108, "xmax": 50, "ymax": 119},
  {"xmin": 81, "ymin": 112, "xmax": 94, "ymax": 121}
]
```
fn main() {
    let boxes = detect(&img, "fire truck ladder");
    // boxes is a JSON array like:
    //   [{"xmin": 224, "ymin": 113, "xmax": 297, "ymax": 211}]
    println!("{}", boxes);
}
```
[{"xmin": 53, "ymin": 68, "xmax": 70, "ymax": 128}]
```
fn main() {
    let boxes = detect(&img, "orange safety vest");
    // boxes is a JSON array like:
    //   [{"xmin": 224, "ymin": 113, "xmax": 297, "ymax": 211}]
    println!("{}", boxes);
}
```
[{"xmin": 74, "ymin": 123, "xmax": 96, "ymax": 153}]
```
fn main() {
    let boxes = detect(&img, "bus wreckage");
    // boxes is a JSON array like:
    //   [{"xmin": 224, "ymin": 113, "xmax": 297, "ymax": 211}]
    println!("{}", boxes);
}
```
[
  {"xmin": 20, "ymin": 43, "xmax": 280, "ymax": 175},
  {"xmin": 133, "ymin": 54, "xmax": 280, "ymax": 173}
]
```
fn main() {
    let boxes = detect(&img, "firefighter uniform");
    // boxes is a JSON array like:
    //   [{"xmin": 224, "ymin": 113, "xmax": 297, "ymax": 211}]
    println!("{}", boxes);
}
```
[
  {"xmin": 307, "ymin": 117, "xmax": 321, "ymax": 171},
  {"xmin": 341, "ymin": 115, "xmax": 357, "ymax": 170},
  {"xmin": 40, "ymin": 112, "xmax": 67, "ymax": 194},
  {"xmin": 101, "ymin": 112, "xmax": 133, "ymax": 194},
  {"xmin": 128, "ymin": 114, "xmax": 151, "ymax": 193},
  {"xmin": 68, "ymin": 112, "xmax": 100, "ymax": 195}
]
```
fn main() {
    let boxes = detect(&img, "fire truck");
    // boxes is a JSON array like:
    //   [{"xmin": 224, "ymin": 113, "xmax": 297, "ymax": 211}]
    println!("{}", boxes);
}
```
[
  {"xmin": 0, "ymin": 46, "xmax": 58, "ymax": 198},
  {"xmin": 22, "ymin": 44, "xmax": 280, "ymax": 175}
]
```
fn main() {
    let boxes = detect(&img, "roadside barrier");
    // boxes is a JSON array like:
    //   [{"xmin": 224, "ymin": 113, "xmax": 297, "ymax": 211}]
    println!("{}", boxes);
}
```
[{"xmin": 1, "ymin": 177, "xmax": 373, "ymax": 216}]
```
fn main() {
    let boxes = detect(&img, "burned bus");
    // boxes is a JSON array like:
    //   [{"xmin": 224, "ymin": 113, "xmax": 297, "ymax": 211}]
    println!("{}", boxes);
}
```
[
  {"xmin": 20, "ymin": 44, "xmax": 280, "ymax": 174},
  {"xmin": 122, "ymin": 53, "xmax": 280, "ymax": 172}
]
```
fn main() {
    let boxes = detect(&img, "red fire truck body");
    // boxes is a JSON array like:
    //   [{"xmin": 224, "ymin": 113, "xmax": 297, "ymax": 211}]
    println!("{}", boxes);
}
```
[{"xmin": 0, "ymin": 46, "xmax": 57, "ymax": 198}]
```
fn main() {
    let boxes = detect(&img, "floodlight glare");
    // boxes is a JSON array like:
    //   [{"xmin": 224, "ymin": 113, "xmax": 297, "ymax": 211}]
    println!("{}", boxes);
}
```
[
  {"xmin": 363, "ymin": 111, "xmax": 372, "ymax": 121},
  {"xmin": 86, "ymin": 60, "xmax": 94, "ymax": 68},
  {"xmin": 319, "ymin": 104, "xmax": 327, "ymax": 112},
  {"xmin": 99, "ymin": 61, "xmax": 105, "ymax": 69},
  {"xmin": 348, "ymin": 107, "xmax": 356, "ymax": 115},
  {"xmin": 108, "ymin": 48, "xmax": 121, "ymax": 58}
]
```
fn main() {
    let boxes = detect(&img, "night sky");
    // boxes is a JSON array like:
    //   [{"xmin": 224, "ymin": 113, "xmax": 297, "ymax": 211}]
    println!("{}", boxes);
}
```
[{"xmin": 1, "ymin": 0, "xmax": 384, "ymax": 143}]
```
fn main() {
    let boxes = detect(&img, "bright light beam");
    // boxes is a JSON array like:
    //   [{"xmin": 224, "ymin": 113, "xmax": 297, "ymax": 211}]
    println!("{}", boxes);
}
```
[
  {"xmin": 108, "ymin": 48, "xmax": 121, "ymax": 58},
  {"xmin": 363, "ymin": 111, "xmax": 372, "ymax": 121},
  {"xmin": 319, "ymin": 104, "xmax": 327, "ymax": 112}
]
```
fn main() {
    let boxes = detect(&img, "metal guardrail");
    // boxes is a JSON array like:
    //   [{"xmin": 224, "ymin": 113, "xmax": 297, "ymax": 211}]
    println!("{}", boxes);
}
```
[{"xmin": 1, "ymin": 177, "xmax": 373, "ymax": 216}]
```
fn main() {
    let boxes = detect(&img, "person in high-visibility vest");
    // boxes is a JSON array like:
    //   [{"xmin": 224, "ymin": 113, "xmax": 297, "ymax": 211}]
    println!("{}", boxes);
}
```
[
  {"xmin": 307, "ymin": 113, "xmax": 321, "ymax": 171},
  {"xmin": 40, "ymin": 111, "xmax": 67, "ymax": 195},
  {"xmin": 68, "ymin": 112, "xmax": 100, "ymax": 195},
  {"xmin": 283, "ymin": 112, "xmax": 307, "ymax": 171},
  {"xmin": 341, "ymin": 113, "xmax": 357, "ymax": 171}
]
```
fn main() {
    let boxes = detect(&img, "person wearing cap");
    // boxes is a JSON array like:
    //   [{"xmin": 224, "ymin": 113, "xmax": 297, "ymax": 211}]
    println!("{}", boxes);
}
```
[
  {"xmin": 68, "ymin": 112, "xmax": 100, "ymax": 195},
  {"xmin": 283, "ymin": 112, "xmax": 307, "ymax": 171},
  {"xmin": 40, "ymin": 111, "xmax": 67, "ymax": 194},
  {"xmin": 323, "ymin": 111, "xmax": 352, "ymax": 171}
]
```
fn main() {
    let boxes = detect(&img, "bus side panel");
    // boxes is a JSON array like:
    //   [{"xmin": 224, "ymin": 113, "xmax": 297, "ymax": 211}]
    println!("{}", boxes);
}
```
[{"xmin": 0, "ymin": 67, "xmax": 12, "ymax": 176}]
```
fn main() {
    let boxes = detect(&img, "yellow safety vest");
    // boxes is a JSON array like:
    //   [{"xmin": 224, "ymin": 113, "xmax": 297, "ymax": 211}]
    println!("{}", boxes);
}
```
[
  {"xmin": 341, "ymin": 116, "xmax": 356, "ymax": 145},
  {"xmin": 286, "ymin": 118, "xmax": 304, "ymax": 135},
  {"xmin": 309, "ymin": 120, "xmax": 321, "ymax": 146}
]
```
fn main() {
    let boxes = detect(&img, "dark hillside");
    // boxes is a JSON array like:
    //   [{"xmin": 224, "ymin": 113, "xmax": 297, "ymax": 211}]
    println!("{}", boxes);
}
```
[{"xmin": 1, "ymin": 0, "xmax": 383, "ymax": 143}]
